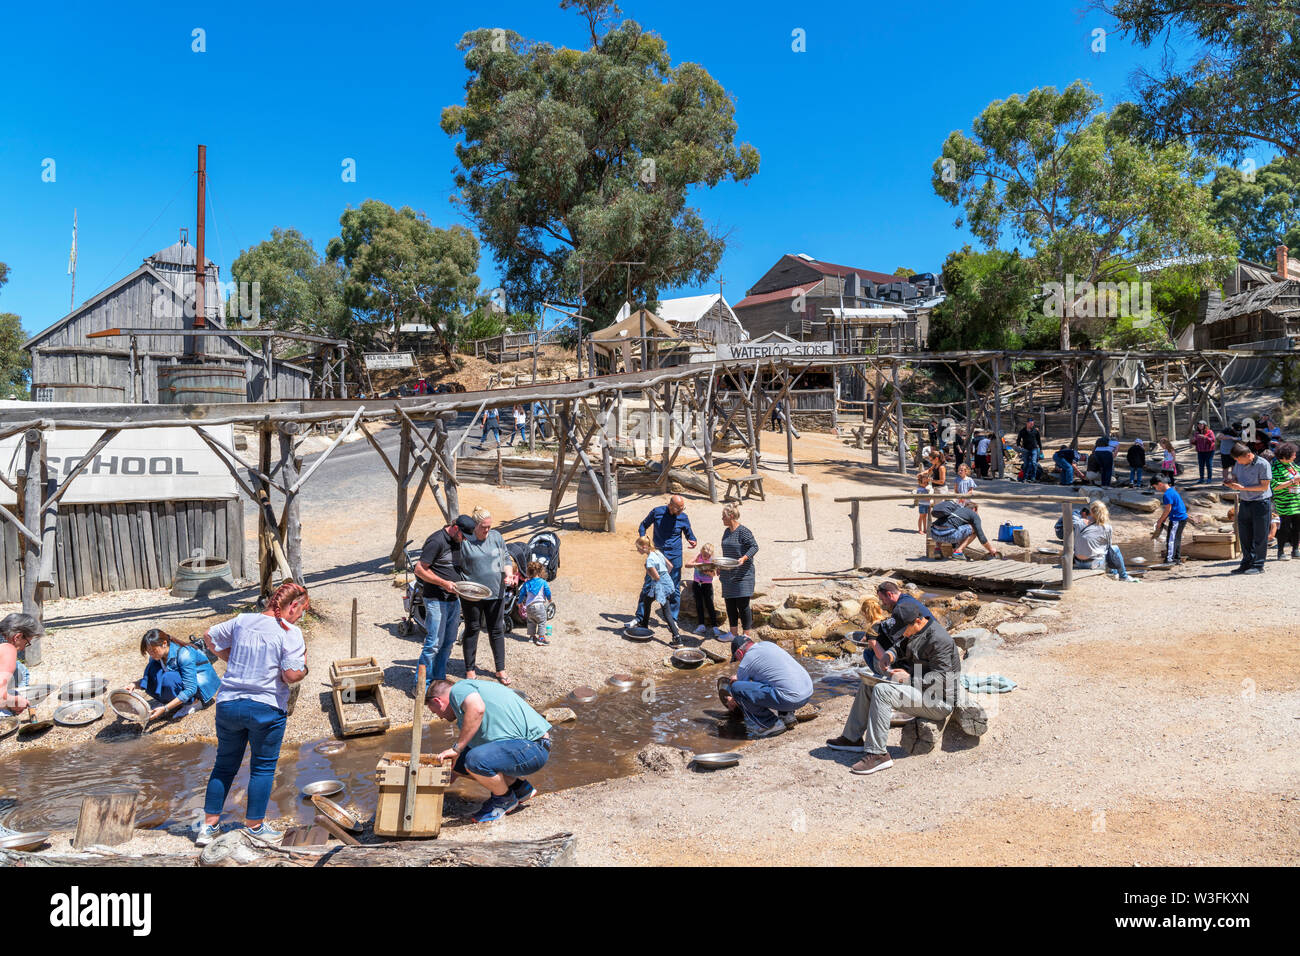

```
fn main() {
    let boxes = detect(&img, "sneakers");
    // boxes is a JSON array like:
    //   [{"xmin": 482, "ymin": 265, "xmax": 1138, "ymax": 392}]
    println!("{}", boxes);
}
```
[
  {"xmin": 1230, "ymin": 566, "xmax": 1248, "ymax": 575},
  {"xmin": 1119, "ymin": 574, "xmax": 1141, "ymax": 583},
  {"xmin": 1244, "ymin": 567, "xmax": 1264, "ymax": 575},
  {"xmin": 194, "ymin": 823, "xmax": 219, "ymax": 847},
  {"xmin": 532, "ymin": 636, "xmax": 550, "ymax": 646},
  {"xmin": 780, "ymin": 711, "xmax": 797, "ymax": 730},
  {"xmin": 850, "ymin": 753, "xmax": 894, "ymax": 775},
  {"xmin": 825, "ymin": 735, "xmax": 864, "ymax": 752},
  {"xmin": 668, "ymin": 637, "xmax": 684, "ymax": 648},
  {"xmin": 747, "ymin": 721, "xmax": 786, "ymax": 739},
  {"xmin": 713, "ymin": 627, "xmax": 730, "ymax": 639},
  {"xmin": 509, "ymin": 779, "xmax": 537, "ymax": 805},
  {"xmin": 242, "ymin": 823, "xmax": 283, "ymax": 845},
  {"xmin": 1279, "ymin": 553, "xmax": 1292, "ymax": 562},
  {"xmin": 472, "ymin": 792, "xmax": 519, "ymax": 824},
  {"xmin": 694, "ymin": 625, "xmax": 708, "ymax": 635}
]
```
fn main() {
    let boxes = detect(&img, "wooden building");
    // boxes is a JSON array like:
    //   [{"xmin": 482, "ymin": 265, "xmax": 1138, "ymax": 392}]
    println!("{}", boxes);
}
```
[
  {"xmin": 732, "ymin": 253, "xmax": 939, "ymax": 349},
  {"xmin": 26, "ymin": 235, "xmax": 312, "ymax": 404},
  {"xmin": 647, "ymin": 293, "xmax": 746, "ymax": 344}
]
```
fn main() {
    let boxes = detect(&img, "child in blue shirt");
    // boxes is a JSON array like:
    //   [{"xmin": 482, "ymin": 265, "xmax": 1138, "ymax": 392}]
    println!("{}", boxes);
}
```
[
  {"xmin": 1152, "ymin": 475, "xmax": 1188, "ymax": 562},
  {"xmin": 518, "ymin": 561, "xmax": 553, "ymax": 646}
]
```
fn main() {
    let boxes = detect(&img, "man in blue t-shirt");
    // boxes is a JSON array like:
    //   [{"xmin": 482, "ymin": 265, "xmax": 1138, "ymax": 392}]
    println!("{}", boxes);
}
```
[
  {"xmin": 1152, "ymin": 474, "xmax": 1188, "ymax": 563},
  {"xmin": 639, "ymin": 494, "xmax": 697, "ymax": 595}
]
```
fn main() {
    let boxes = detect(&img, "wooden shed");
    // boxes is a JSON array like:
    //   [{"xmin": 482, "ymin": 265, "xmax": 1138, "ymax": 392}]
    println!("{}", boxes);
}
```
[{"xmin": 25, "ymin": 236, "xmax": 312, "ymax": 404}]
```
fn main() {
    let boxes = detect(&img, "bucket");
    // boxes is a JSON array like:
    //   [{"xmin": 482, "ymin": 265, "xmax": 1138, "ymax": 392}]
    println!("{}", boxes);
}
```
[
  {"xmin": 170, "ymin": 557, "xmax": 237, "ymax": 598},
  {"xmin": 576, "ymin": 469, "xmax": 618, "ymax": 532}
]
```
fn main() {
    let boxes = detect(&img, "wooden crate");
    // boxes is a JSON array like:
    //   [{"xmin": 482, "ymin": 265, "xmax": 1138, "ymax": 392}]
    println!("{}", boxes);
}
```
[
  {"xmin": 332, "ymin": 683, "xmax": 390, "ymax": 737},
  {"xmin": 1184, "ymin": 532, "xmax": 1239, "ymax": 561},
  {"xmin": 925, "ymin": 538, "xmax": 955, "ymax": 560},
  {"xmin": 329, "ymin": 656, "xmax": 384, "ymax": 690},
  {"xmin": 374, "ymin": 753, "xmax": 451, "ymax": 838}
]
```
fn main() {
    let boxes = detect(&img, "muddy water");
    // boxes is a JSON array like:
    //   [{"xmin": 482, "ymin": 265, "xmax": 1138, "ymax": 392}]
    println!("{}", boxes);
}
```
[{"xmin": 0, "ymin": 661, "xmax": 860, "ymax": 833}]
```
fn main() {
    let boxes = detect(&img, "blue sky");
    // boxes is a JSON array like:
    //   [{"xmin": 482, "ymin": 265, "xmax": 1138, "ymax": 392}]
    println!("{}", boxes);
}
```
[{"xmin": 1, "ymin": 1, "xmax": 1171, "ymax": 335}]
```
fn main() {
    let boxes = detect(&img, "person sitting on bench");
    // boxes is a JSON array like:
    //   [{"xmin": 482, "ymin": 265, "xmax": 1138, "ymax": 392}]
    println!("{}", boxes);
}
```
[
  {"xmin": 927, "ymin": 500, "xmax": 1000, "ymax": 559},
  {"xmin": 824, "ymin": 591, "xmax": 961, "ymax": 775}
]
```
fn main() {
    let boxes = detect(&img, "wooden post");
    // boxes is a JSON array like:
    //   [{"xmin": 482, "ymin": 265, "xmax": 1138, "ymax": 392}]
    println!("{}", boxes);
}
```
[
  {"xmin": 892, "ymin": 362, "xmax": 906, "ymax": 475},
  {"xmin": 802, "ymin": 482, "xmax": 813, "ymax": 540},
  {"xmin": 992, "ymin": 357, "xmax": 1005, "ymax": 478},
  {"xmin": 784, "ymin": 372, "xmax": 796, "ymax": 475},
  {"xmin": 602, "ymin": 436, "xmax": 616, "ymax": 534},
  {"xmin": 73, "ymin": 792, "xmax": 138, "ymax": 849},
  {"xmin": 1061, "ymin": 500, "xmax": 1074, "ymax": 590},
  {"xmin": 277, "ymin": 423, "xmax": 303, "ymax": 584},
  {"xmin": 850, "ymin": 500, "xmax": 862, "ymax": 569},
  {"xmin": 406, "ymin": 664, "xmax": 425, "ymax": 829},
  {"xmin": 871, "ymin": 365, "xmax": 880, "ymax": 467},
  {"xmin": 19, "ymin": 430, "xmax": 43, "ymax": 663},
  {"xmin": 350, "ymin": 597, "xmax": 358, "ymax": 658},
  {"xmin": 394, "ymin": 420, "xmax": 412, "ymax": 569},
  {"xmin": 434, "ymin": 416, "xmax": 458, "ymax": 518},
  {"xmin": 257, "ymin": 425, "xmax": 274, "ymax": 604}
]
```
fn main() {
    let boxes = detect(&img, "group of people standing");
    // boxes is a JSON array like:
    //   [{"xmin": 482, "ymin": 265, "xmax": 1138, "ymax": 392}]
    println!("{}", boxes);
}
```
[
  {"xmin": 478, "ymin": 403, "xmax": 551, "ymax": 447},
  {"xmin": 926, "ymin": 419, "xmax": 996, "ymax": 478}
]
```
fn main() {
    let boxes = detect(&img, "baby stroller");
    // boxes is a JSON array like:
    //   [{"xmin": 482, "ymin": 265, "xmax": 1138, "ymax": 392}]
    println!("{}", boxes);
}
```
[{"xmin": 503, "ymin": 532, "xmax": 559, "ymax": 631}]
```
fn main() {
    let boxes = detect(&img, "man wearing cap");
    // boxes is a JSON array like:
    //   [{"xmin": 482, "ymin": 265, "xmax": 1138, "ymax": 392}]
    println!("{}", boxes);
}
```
[
  {"xmin": 412, "ymin": 516, "xmax": 473, "ymax": 693},
  {"xmin": 639, "ymin": 494, "xmax": 697, "ymax": 618},
  {"xmin": 1016, "ymin": 418, "xmax": 1043, "ymax": 482},
  {"xmin": 825, "ymin": 590, "xmax": 961, "ymax": 775},
  {"xmin": 0, "ymin": 612, "xmax": 41, "ymax": 717},
  {"xmin": 718, "ymin": 636, "xmax": 814, "ymax": 738}
]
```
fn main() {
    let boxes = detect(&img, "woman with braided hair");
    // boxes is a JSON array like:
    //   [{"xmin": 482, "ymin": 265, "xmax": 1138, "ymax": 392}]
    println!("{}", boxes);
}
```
[{"xmin": 196, "ymin": 581, "xmax": 309, "ymax": 847}]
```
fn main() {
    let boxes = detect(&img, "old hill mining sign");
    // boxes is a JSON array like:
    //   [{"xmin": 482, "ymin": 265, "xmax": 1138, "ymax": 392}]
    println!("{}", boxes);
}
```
[
  {"xmin": 364, "ymin": 351, "xmax": 415, "ymax": 370},
  {"xmin": 717, "ymin": 341, "xmax": 834, "ymax": 361}
]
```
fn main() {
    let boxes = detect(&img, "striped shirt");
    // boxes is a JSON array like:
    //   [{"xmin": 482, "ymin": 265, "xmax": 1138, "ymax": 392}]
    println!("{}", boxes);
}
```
[{"xmin": 1272, "ymin": 459, "xmax": 1300, "ymax": 516}]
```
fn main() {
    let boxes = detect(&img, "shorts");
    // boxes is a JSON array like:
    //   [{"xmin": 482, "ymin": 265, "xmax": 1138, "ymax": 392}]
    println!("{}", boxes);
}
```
[{"xmin": 930, "ymin": 523, "xmax": 973, "ymax": 544}]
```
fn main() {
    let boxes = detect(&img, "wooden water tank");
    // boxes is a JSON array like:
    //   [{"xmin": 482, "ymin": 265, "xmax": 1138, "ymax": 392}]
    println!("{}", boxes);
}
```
[
  {"xmin": 576, "ymin": 468, "xmax": 617, "ymax": 531},
  {"xmin": 158, "ymin": 363, "xmax": 247, "ymax": 404}
]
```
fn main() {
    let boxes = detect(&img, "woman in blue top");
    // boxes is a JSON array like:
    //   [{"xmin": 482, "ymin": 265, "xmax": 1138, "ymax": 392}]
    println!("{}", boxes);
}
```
[{"xmin": 136, "ymin": 628, "xmax": 221, "ymax": 722}]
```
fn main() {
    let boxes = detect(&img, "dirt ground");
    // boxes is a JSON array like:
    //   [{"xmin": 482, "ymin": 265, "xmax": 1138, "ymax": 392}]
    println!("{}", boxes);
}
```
[{"xmin": 3, "ymin": 426, "xmax": 1297, "ymax": 865}]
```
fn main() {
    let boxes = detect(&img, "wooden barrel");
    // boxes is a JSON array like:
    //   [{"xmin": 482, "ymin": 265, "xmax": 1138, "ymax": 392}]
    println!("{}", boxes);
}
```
[
  {"xmin": 169, "ymin": 557, "xmax": 237, "ymax": 598},
  {"xmin": 158, "ymin": 363, "xmax": 247, "ymax": 404},
  {"xmin": 576, "ymin": 469, "xmax": 617, "ymax": 532}
]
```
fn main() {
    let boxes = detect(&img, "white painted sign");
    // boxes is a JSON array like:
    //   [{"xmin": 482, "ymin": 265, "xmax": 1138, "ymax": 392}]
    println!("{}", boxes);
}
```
[
  {"xmin": 364, "ymin": 351, "xmax": 415, "ymax": 370},
  {"xmin": 0, "ymin": 425, "xmax": 237, "ymax": 505},
  {"xmin": 717, "ymin": 341, "xmax": 835, "ymax": 361}
]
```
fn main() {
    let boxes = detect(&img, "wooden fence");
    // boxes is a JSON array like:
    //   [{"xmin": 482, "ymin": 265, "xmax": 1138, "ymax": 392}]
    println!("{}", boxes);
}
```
[{"xmin": 0, "ymin": 499, "xmax": 244, "ymax": 601}]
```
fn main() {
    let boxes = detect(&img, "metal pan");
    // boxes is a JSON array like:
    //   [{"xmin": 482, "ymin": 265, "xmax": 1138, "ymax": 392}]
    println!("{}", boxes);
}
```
[
  {"xmin": 670, "ymin": 648, "xmax": 707, "ymax": 669},
  {"xmin": 0, "ymin": 716, "xmax": 18, "ymax": 739},
  {"xmin": 53, "ymin": 699, "xmax": 105, "ymax": 727},
  {"xmin": 108, "ymin": 689, "xmax": 151, "ymax": 724},
  {"xmin": 623, "ymin": 626, "xmax": 654, "ymax": 642},
  {"xmin": 0, "ymin": 831, "xmax": 50, "ymax": 851},
  {"xmin": 21, "ymin": 683, "xmax": 56, "ymax": 707},
  {"xmin": 314, "ymin": 740, "xmax": 346, "ymax": 756},
  {"xmin": 311, "ymin": 795, "xmax": 363, "ymax": 833},
  {"xmin": 17, "ymin": 716, "xmax": 53, "ymax": 736},
  {"xmin": 453, "ymin": 581, "xmax": 492, "ymax": 602},
  {"xmin": 857, "ymin": 670, "xmax": 892, "ymax": 687},
  {"xmin": 569, "ymin": 686, "xmax": 598, "ymax": 704},
  {"xmin": 58, "ymin": 677, "xmax": 108, "ymax": 703},
  {"xmin": 710, "ymin": 556, "xmax": 741, "ymax": 569},
  {"xmin": 845, "ymin": 631, "xmax": 871, "ymax": 648},
  {"xmin": 607, "ymin": 674, "xmax": 636, "ymax": 689},
  {"xmin": 300, "ymin": 779, "xmax": 345, "ymax": 800},
  {"xmin": 691, "ymin": 752, "xmax": 741, "ymax": 769}
]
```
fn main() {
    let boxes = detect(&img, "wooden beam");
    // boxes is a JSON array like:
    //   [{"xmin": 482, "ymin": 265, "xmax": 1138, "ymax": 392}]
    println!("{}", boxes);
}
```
[
  {"xmin": 41, "ymin": 429, "xmax": 121, "ymax": 509},
  {"xmin": 289, "ymin": 407, "xmax": 364, "ymax": 494}
]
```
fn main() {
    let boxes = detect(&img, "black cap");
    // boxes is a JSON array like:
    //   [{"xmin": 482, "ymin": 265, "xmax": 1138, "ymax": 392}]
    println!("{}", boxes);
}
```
[{"xmin": 454, "ymin": 515, "xmax": 478, "ymax": 535}]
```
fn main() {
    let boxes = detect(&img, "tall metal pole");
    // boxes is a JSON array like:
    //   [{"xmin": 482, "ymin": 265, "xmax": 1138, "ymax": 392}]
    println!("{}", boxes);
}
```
[{"xmin": 194, "ymin": 144, "xmax": 207, "ymax": 359}]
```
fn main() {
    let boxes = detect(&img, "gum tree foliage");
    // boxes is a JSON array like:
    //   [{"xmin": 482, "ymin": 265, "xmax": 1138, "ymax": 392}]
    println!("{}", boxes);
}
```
[
  {"xmin": 1095, "ymin": 1, "xmax": 1300, "ymax": 159},
  {"xmin": 440, "ymin": 0, "xmax": 759, "ymax": 327},
  {"xmin": 0, "ymin": 262, "xmax": 30, "ymax": 398},
  {"xmin": 1210, "ymin": 156, "xmax": 1300, "ymax": 262},
  {"xmin": 228, "ymin": 228, "xmax": 349, "ymax": 341},
  {"xmin": 927, "ymin": 247, "xmax": 1038, "ymax": 352},
  {"xmin": 932, "ymin": 81, "xmax": 1235, "ymax": 354},
  {"xmin": 326, "ymin": 200, "xmax": 482, "ymax": 363}
]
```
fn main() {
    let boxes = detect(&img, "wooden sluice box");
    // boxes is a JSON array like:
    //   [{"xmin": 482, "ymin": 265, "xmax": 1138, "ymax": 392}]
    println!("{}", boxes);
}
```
[
  {"xmin": 373, "ymin": 753, "xmax": 451, "ymax": 838},
  {"xmin": 329, "ymin": 656, "xmax": 391, "ymax": 737}
]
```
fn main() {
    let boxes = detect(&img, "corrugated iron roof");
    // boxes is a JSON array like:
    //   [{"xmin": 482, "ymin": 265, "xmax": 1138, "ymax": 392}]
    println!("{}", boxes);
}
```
[
  {"xmin": 735, "ymin": 280, "xmax": 823, "ymax": 309},
  {"xmin": 794, "ymin": 256, "xmax": 899, "ymax": 286},
  {"xmin": 1204, "ymin": 279, "xmax": 1300, "ymax": 324}
]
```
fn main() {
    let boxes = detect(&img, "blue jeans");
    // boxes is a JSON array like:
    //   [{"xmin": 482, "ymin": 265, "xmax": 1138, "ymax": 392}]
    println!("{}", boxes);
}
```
[
  {"xmin": 1128, "ymin": 467, "xmax": 1143, "ymax": 486},
  {"xmin": 1197, "ymin": 451, "xmax": 1215, "ymax": 483},
  {"xmin": 730, "ymin": 680, "xmax": 811, "ymax": 733},
  {"xmin": 1023, "ymin": 448, "xmax": 1040, "ymax": 481},
  {"xmin": 1074, "ymin": 545, "xmax": 1128, "ymax": 577},
  {"xmin": 481, "ymin": 422, "xmax": 501, "ymax": 444},
  {"xmin": 455, "ymin": 737, "xmax": 551, "ymax": 779},
  {"xmin": 418, "ymin": 597, "xmax": 461, "ymax": 688},
  {"xmin": 205, "ymin": 698, "xmax": 287, "ymax": 822},
  {"xmin": 930, "ymin": 522, "xmax": 973, "ymax": 545}
]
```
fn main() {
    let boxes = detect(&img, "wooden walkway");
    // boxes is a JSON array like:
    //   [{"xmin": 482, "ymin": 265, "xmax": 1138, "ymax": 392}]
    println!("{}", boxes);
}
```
[{"xmin": 896, "ymin": 557, "xmax": 1103, "ymax": 593}]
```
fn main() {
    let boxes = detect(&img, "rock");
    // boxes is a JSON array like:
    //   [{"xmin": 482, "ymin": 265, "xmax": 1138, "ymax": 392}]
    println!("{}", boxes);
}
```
[
  {"xmin": 1112, "ymin": 490, "xmax": 1160, "ymax": 513},
  {"xmin": 839, "ymin": 639, "xmax": 862, "ymax": 656},
  {"xmin": 1026, "ymin": 607, "xmax": 1062, "ymax": 620},
  {"xmin": 784, "ymin": 593, "xmax": 831, "ymax": 612},
  {"xmin": 797, "ymin": 640, "xmax": 845, "ymax": 659},
  {"xmin": 996, "ymin": 620, "xmax": 1048, "ymax": 637},
  {"xmin": 836, "ymin": 601, "xmax": 862, "ymax": 621},
  {"xmin": 951, "ymin": 627, "xmax": 993, "ymax": 651},
  {"xmin": 543, "ymin": 707, "xmax": 576, "ymax": 724},
  {"xmin": 955, "ymin": 696, "xmax": 990, "ymax": 736},
  {"xmin": 751, "ymin": 602, "xmax": 777, "ymax": 627},
  {"xmin": 698, "ymin": 639, "xmax": 732, "ymax": 663},
  {"xmin": 769, "ymin": 607, "xmax": 809, "ymax": 630},
  {"xmin": 793, "ymin": 703, "xmax": 820, "ymax": 723},
  {"xmin": 955, "ymin": 590, "xmax": 979, "ymax": 602},
  {"xmin": 635, "ymin": 744, "xmax": 691, "ymax": 775},
  {"xmin": 830, "ymin": 589, "xmax": 859, "ymax": 604},
  {"xmin": 901, "ymin": 716, "xmax": 942, "ymax": 755},
  {"xmin": 973, "ymin": 603, "xmax": 1017, "ymax": 628}
]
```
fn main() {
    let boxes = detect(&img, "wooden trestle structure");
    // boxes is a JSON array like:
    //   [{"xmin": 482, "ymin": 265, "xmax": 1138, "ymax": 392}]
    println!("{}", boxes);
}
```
[{"xmin": 1, "ymin": 346, "xmax": 1290, "ymax": 663}]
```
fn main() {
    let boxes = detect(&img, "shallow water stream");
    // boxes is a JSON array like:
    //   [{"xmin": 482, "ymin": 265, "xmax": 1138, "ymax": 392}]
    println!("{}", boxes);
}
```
[{"xmin": 0, "ymin": 660, "xmax": 860, "ymax": 833}]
